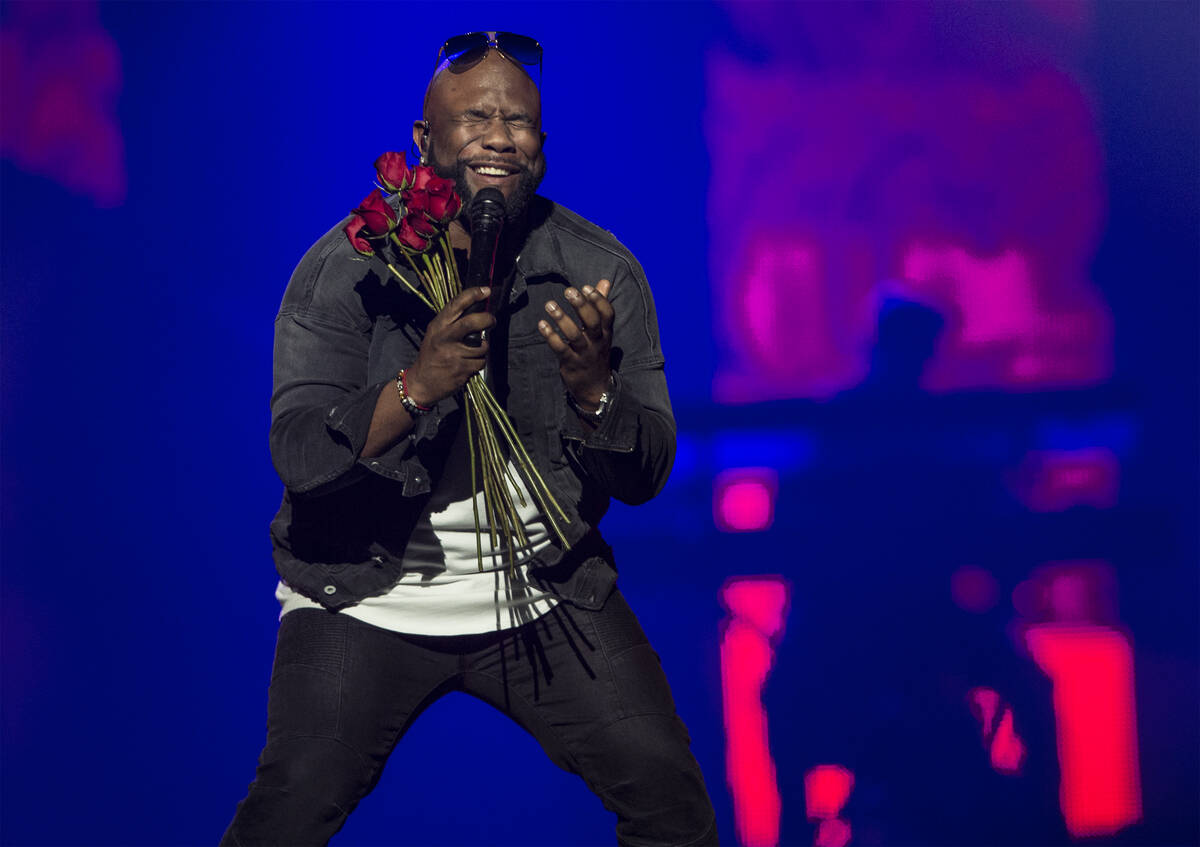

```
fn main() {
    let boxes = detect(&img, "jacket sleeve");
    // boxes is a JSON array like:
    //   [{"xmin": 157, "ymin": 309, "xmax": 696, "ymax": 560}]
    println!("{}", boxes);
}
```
[
  {"xmin": 562, "ymin": 255, "xmax": 676, "ymax": 506},
  {"xmin": 268, "ymin": 231, "xmax": 447, "ymax": 497}
]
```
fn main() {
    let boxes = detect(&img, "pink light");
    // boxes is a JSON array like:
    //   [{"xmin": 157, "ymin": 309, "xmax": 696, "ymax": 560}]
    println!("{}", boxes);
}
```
[
  {"xmin": 1025, "ymin": 624, "xmax": 1142, "ymax": 837},
  {"xmin": 1010, "ymin": 449, "xmax": 1120, "ymax": 512},
  {"xmin": 804, "ymin": 764, "xmax": 855, "ymax": 820},
  {"xmin": 720, "ymin": 577, "xmax": 790, "ymax": 847},
  {"xmin": 715, "ymin": 469, "xmax": 778, "ymax": 533},
  {"xmin": 950, "ymin": 565, "xmax": 1000, "ymax": 613},
  {"xmin": 968, "ymin": 687, "xmax": 1027, "ymax": 775},
  {"xmin": 1015, "ymin": 562, "xmax": 1142, "ymax": 838},
  {"xmin": 805, "ymin": 765, "xmax": 854, "ymax": 847},
  {"xmin": 815, "ymin": 819, "xmax": 851, "ymax": 847},
  {"xmin": 990, "ymin": 707, "xmax": 1026, "ymax": 775}
]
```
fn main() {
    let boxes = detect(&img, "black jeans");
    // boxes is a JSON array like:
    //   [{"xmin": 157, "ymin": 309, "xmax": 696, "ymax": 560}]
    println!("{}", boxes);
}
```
[{"xmin": 221, "ymin": 591, "xmax": 718, "ymax": 846}]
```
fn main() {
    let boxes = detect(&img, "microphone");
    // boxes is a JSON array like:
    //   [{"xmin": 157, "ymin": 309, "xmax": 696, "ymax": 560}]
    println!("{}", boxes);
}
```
[{"xmin": 462, "ymin": 187, "xmax": 506, "ymax": 347}]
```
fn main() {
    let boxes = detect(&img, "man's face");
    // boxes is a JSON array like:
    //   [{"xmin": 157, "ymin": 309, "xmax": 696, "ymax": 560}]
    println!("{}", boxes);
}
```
[{"xmin": 416, "ymin": 50, "xmax": 545, "ymax": 223}]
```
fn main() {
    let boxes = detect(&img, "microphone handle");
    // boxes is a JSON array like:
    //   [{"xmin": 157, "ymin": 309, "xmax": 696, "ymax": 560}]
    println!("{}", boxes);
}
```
[{"xmin": 462, "ymin": 215, "xmax": 503, "ymax": 347}]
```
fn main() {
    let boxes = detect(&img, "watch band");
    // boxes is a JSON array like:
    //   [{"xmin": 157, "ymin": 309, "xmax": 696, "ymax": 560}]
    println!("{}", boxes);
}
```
[{"xmin": 566, "ymin": 374, "xmax": 615, "ymax": 422}]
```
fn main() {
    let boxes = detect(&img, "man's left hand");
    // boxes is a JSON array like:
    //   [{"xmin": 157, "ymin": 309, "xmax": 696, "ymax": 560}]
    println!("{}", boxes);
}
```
[{"xmin": 538, "ymin": 278, "xmax": 614, "ymax": 410}]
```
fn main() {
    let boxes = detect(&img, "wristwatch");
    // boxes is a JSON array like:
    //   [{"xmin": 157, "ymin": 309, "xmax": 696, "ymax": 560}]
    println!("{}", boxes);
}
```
[{"xmin": 566, "ymin": 374, "xmax": 615, "ymax": 423}]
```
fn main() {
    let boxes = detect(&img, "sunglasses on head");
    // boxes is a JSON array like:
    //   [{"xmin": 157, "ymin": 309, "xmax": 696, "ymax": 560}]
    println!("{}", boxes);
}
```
[{"xmin": 436, "ymin": 31, "xmax": 542, "ymax": 76}]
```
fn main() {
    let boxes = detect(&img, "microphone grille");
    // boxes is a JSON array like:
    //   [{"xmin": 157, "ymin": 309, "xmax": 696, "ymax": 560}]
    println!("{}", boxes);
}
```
[{"xmin": 470, "ymin": 187, "xmax": 506, "ymax": 225}]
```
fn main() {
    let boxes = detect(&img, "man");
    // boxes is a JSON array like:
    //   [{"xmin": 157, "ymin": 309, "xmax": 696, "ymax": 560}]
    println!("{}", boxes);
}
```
[{"xmin": 221, "ymin": 32, "xmax": 717, "ymax": 846}]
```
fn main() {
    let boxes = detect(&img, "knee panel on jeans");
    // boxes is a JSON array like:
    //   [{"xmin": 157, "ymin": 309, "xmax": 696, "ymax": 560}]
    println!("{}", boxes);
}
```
[
  {"xmin": 255, "ymin": 735, "xmax": 372, "ymax": 811},
  {"xmin": 585, "ymin": 713, "xmax": 714, "ymax": 844}
]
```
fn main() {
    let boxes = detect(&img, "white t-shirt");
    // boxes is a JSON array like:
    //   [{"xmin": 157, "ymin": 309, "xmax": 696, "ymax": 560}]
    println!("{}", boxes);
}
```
[{"xmin": 277, "ymin": 419, "xmax": 558, "ymax": 635}]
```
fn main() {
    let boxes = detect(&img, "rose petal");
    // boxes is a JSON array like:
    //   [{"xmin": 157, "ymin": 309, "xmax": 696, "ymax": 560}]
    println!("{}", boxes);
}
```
[
  {"xmin": 344, "ymin": 215, "xmax": 375, "ymax": 255},
  {"xmin": 354, "ymin": 188, "xmax": 398, "ymax": 236},
  {"xmin": 395, "ymin": 219, "xmax": 431, "ymax": 251},
  {"xmin": 374, "ymin": 151, "xmax": 409, "ymax": 194},
  {"xmin": 410, "ymin": 166, "xmax": 436, "ymax": 192}
]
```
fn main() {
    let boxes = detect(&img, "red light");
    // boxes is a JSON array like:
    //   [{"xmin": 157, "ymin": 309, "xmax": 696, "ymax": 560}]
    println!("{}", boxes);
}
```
[
  {"xmin": 715, "ymin": 469, "xmax": 778, "ymax": 532},
  {"xmin": 968, "ymin": 687, "xmax": 1027, "ymax": 775},
  {"xmin": 805, "ymin": 765, "xmax": 854, "ymax": 847},
  {"xmin": 720, "ymin": 577, "xmax": 790, "ymax": 847},
  {"xmin": 815, "ymin": 819, "xmax": 851, "ymax": 847},
  {"xmin": 804, "ymin": 764, "xmax": 855, "ymax": 820},
  {"xmin": 1025, "ymin": 624, "xmax": 1142, "ymax": 837}
]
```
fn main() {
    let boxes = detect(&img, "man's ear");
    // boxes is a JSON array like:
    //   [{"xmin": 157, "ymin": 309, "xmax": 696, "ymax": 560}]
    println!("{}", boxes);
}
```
[{"xmin": 412, "ymin": 120, "xmax": 429, "ymax": 159}]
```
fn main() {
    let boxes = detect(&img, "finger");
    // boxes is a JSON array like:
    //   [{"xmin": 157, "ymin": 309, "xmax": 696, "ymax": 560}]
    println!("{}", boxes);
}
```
[
  {"xmin": 442, "ymin": 286, "xmax": 491, "ymax": 323},
  {"xmin": 546, "ymin": 299, "xmax": 587, "ymax": 350},
  {"xmin": 585, "ymin": 281, "xmax": 614, "ymax": 323},
  {"xmin": 565, "ymin": 287, "xmax": 603, "ymax": 339},
  {"xmin": 538, "ymin": 319, "xmax": 570, "ymax": 356},
  {"xmin": 578, "ymin": 284, "xmax": 614, "ymax": 335},
  {"xmin": 459, "ymin": 339, "xmax": 489, "ymax": 360},
  {"xmin": 444, "ymin": 310, "xmax": 496, "ymax": 340}
]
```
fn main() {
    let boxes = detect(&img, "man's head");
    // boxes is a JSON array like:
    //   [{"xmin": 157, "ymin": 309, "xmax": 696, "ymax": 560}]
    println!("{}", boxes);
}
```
[{"xmin": 414, "ymin": 44, "xmax": 546, "ymax": 225}]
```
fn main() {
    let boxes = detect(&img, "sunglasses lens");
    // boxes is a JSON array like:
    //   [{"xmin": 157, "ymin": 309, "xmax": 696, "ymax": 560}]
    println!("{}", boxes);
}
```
[
  {"xmin": 441, "ymin": 33, "xmax": 490, "ymax": 64},
  {"xmin": 495, "ymin": 33, "xmax": 542, "ymax": 66}
]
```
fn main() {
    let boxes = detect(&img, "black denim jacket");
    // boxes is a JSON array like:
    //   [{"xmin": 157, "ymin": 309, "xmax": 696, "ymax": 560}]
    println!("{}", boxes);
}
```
[{"xmin": 268, "ymin": 197, "xmax": 675, "ymax": 611}]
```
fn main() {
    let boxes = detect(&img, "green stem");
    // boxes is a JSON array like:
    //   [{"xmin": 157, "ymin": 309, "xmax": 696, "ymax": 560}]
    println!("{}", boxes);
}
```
[
  {"xmin": 465, "ymin": 391, "xmax": 484, "ymax": 572},
  {"xmin": 476, "ymin": 382, "xmax": 571, "ymax": 528},
  {"xmin": 384, "ymin": 262, "xmax": 435, "ymax": 311},
  {"xmin": 473, "ymin": 404, "xmax": 570, "ymax": 550}
]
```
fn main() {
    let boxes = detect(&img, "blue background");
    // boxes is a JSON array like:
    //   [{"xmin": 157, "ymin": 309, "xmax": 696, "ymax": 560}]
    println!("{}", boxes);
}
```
[{"xmin": 1, "ymin": 2, "xmax": 1196, "ymax": 845}]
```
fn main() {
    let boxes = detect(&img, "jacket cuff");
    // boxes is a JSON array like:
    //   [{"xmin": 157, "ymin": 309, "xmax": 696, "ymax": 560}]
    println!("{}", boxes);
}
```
[
  {"xmin": 325, "ymin": 377, "xmax": 456, "ymax": 492},
  {"xmin": 562, "ymin": 370, "xmax": 637, "ymax": 453}
]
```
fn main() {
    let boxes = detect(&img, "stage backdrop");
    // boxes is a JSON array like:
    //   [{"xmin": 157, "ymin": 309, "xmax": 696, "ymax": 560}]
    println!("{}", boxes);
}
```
[{"xmin": 2, "ymin": 2, "xmax": 1196, "ymax": 845}]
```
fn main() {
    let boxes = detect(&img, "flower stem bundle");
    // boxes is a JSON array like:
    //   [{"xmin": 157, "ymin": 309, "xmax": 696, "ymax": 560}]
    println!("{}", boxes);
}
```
[{"xmin": 345, "ymin": 152, "xmax": 570, "ymax": 570}]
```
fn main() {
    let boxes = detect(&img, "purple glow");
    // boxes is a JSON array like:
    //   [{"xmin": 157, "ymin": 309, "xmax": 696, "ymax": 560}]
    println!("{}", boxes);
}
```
[
  {"xmin": 708, "ymin": 1, "xmax": 1111, "ymax": 401},
  {"xmin": 1009, "ymin": 448, "xmax": 1120, "ymax": 512},
  {"xmin": 0, "ymin": 0, "xmax": 125, "ymax": 206}
]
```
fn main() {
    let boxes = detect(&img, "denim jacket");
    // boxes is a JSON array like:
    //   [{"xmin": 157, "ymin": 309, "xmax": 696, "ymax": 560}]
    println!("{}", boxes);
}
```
[{"xmin": 268, "ymin": 196, "xmax": 675, "ymax": 611}]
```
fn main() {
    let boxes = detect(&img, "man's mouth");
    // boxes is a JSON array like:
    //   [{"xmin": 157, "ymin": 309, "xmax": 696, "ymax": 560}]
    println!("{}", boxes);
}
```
[{"xmin": 469, "ymin": 162, "xmax": 520, "ymax": 178}]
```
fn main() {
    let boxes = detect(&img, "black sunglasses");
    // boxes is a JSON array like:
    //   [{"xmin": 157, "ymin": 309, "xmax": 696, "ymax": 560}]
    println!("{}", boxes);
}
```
[{"xmin": 436, "ymin": 31, "xmax": 542, "ymax": 76}]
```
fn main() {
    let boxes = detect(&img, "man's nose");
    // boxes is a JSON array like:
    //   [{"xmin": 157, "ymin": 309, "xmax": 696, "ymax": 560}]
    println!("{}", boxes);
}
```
[{"xmin": 480, "ymin": 119, "xmax": 517, "ymax": 154}]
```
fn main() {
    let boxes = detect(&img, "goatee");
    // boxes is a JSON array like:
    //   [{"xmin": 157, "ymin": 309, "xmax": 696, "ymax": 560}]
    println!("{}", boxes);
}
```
[{"xmin": 429, "ymin": 155, "xmax": 542, "ymax": 226}]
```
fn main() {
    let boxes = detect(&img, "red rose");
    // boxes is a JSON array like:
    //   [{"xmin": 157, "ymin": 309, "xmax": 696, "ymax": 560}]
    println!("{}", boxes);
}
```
[
  {"xmin": 394, "ymin": 216, "xmax": 432, "ymax": 252},
  {"xmin": 406, "ymin": 211, "xmax": 438, "ymax": 237},
  {"xmin": 425, "ymin": 181, "xmax": 462, "ymax": 224},
  {"xmin": 344, "ymin": 214, "xmax": 374, "ymax": 256},
  {"xmin": 374, "ymin": 151, "xmax": 411, "ymax": 193},
  {"xmin": 404, "ymin": 190, "xmax": 431, "ymax": 215},
  {"xmin": 422, "ymin": 185, "xmax": 458, "ymax": 223},
  {"xmin": 408, "ymin": 165, "xmax": 437, "ymax": 192},
  {"xmin": 353, "ymin": 188, "xmax": 398, "ymax": 236}
]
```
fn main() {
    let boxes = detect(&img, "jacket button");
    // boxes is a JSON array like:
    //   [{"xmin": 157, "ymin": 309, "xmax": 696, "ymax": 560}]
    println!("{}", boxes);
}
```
[{"xmin": 323, "ymin": 585, "xmax": 336, "ymax": 595}]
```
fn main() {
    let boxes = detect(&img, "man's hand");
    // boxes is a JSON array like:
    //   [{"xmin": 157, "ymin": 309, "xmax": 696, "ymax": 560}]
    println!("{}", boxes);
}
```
[
  {"xmin": 538, "ymin": 279, "xmax": 614, "ymax": 409},
  {"xmin": 404, "ymin": 286, "xmax": 496, "ymax": 405}
]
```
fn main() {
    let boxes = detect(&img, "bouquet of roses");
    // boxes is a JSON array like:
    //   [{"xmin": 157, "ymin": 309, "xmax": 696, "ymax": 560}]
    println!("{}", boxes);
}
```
[{"xmin": 344, "ymin": 152, "xmax": 569, "ymax": 570}]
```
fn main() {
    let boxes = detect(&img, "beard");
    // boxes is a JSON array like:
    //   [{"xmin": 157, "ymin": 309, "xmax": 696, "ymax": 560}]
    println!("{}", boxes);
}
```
[{"xmin": 427, "ymin": 150, "xmax": 544, "ymax": 226}]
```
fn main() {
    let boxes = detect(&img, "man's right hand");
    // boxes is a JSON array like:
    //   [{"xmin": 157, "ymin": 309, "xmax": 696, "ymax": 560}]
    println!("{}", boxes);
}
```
[{"xmin": 404, "ymin": 286, "xmax": 496, "ymax": 406}]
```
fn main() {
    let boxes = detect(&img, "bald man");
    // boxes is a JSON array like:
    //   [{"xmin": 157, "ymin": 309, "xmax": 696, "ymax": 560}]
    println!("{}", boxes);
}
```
[{"xmin": 220, "ymin": 34, "xmax": 717, "ymax": 847}]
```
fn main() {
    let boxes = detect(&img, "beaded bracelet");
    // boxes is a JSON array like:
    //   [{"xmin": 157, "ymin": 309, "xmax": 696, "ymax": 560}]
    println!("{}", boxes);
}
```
[{"xmin": 396, "ymin": 369, "xmax": 433, "ymax": 416}]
